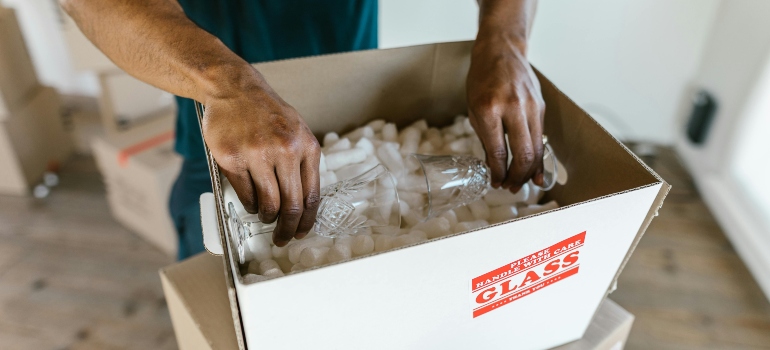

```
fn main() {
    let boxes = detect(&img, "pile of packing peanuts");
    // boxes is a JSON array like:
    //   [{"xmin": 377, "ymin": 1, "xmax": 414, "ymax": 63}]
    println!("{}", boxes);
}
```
[{"xmin": 223, "ymin": 116, "xmax": 560, "ymax": 282}]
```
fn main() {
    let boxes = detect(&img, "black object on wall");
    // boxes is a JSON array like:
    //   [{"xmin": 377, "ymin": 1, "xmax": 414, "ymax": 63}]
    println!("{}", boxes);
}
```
[{"xmin": 686, "ymin": 90, "xmax": 718, "ymax": 145}]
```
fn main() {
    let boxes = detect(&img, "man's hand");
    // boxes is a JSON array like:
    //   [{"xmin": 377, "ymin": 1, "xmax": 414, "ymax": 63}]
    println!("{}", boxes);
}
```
[
  {"xmin": 61, "ymin": 0, "xmax": 321, "ymax": 246},
  {"xmin": 202, "ymin": 71, "xmax": 321, "ymax": 247},
  {"xmin": 468, "ymin": 0, "xmax": 544, "ymax": 192}
]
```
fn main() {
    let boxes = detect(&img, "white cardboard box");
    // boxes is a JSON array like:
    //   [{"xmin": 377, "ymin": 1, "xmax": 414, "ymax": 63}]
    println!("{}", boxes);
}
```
[
  {"xmin": 96, "ymin": 70, "xmax": 176, "ymax": 140},
  {"xmin": 0, "ymin": 86, "xmax": 72, "ymax": 196},
  {"xmin": 91, "ymin": 123, "xmax": 182, "ymax": 256},
  {"xmin": 0, "ymin": 5, "xmax": 39, "ymax": 120},
  {"xmin": 199, "ymin": 42, "xmax": 669, "ymax": 350},
  {"xmin": 160, "ymin": 253, "xmax": 635, "ymax": 350}
]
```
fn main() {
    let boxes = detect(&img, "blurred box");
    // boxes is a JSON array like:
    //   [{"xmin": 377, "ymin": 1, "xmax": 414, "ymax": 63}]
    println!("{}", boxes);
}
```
[
  {"xmin": 91, "ymin": 121, "xmax": 181, "ymax": 256},
  {"xmin": 0, "ymin": 5, "xmax": 39, "ymax": 120},
  {"xmin": 96, "ymin": 70, "xmax": 177, "ymax": 139},
  {"xmin": 160, "ymin": 253, "xmax": 634, "ymax": 350},
  {"xmin": 0, "ymin": 86, "xmax": 72, "ymax": 196}
]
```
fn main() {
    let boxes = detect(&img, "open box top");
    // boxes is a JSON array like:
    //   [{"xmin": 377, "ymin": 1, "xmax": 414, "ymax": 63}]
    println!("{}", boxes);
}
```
[{"xmin": 196, "ymin": 41, "xmax": 669, "ymax": 349}]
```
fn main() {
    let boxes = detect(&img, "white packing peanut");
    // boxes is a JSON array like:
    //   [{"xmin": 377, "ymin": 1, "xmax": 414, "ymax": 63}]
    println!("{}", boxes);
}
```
[
  {"xmin": 462, "ymin": 117, "xmax": 475, "ymax": 135},
  {"xmin": 484, "ymin": 189, "xmax": 519, "ymax": 207},
  {"xmin": 417, "ymin": 141, "xmax": 435, "ymax": 154},
  {"xmin": 448, "ymin": 119, "xmax": 465, "ymax": 136},
  {"xmin": 319, "ymin": 152, "xmax": 327, "ymax": 172},
  {"xmin": 425, "ymin": 128, "xmax": 443, "ymax": 148},
  {"xmin": 391, "ymin": 234, "xmax": 416, "ymax": 248},
  {"xmin": 323, "ymin": 132, "xmax": 339, "ymax": 147},
  {"xmin": 274, "ymin": 256, "xmax": 292, "ymax": 273},
  {"xmin": 374, "ymin": 234, "xmax": 394, "ymax": 252},
  {"xmin": 288, "ymin": 236, "xmax": 333, "ymax": 264},
  {"xmin": 447, "ymin": 138, "xmax": 471, "ymax": 154},
  {"xmin": 468, "ymin": 200, "xmax": 491, "ymax": 221},
  {"xmin": 300, "ymin": 246, "xmax": 330, "ymax": 267},
  {"xmin": 408, "ymin": 230, "xmax": 428, "ymax": 241},
  {"xmin": 414, "ymin": 217, "xmax": 452, "ymax": 239},
  {"xmin": 291, "ymin": 264, "xmax": 306, "ymax": 273},
  {"xmin": 351, "ymin": 235, "xmax": 375, "ymax": 256},
  {"xmin": 439, "ymin": 209, "xmax": 458, "ymax": 227},
  {"xmin": 397, "ymin": 174, "xmax": 428, "ymax": 193},
  {"xmin": 335, "ymin": 162, "xmax": 376, "ymax": 181},
  {"xmin": 398, "ymin": 192, "xmax": 425, "ymax": 212},
  {"xmin": 246, "ymin": 259, "xmax": 261, "ymax": 275},
  {"xmin": 258, "ymin": 259, "xmax": 281, "ymax": 274},
  {"xmin": 223, "ymin": 181, "xmax": 247, "ymax": 218},
  {"xmin": 271, "ymin": 245, "xmax": 287, "ymax": 259},
  {"xmin": 399, "ymin": 127, "xmax": 421, "ymax": 155},
  {"xmin": 519, "ymin": 200, "xmax": 559, "ymax": 217},
  {"xmin": 367, "ymin": 119, "xmax": 386, "ymax": 132},
  {"xmin": 454, "ymin": 205, "xmax": 474, "ymax": 222},
  {"xmin": 454, "ymin": 220, "xmax": 489, "ymax": 233},
  {"xmin": 320, "ymin": 171, "xmax": 338, "ymax": 188},
  {"xmin": 344, "ymin": 126, "xmax": 374, "ymax": 142},
  {"xmin": 263, "ymin": 268, "xmax": 285, "ymax": 278},
  {"xmin": 527, "ymin": 182, "xmax": 545, "ymax": 205},
  {"xmin": 243, "ymin": 274, "xmax": 269, "ymax": 283},
  {"xmin": 512, "ymin": 183, "xmax": 531, "ymax": 203},
  {"xmin": 327, "ymin": 244, "xmax": 353, "ymax": 263},
  {"xmin": 326, "ymin": 138, "xmax": 351, "ymax": 152},
  {"xmin": 325, "ymin": 148, "xmax": 367, "ymax": 171},
  {"xmin": 246, "ymin": 234, "xmax": 273, "ymax": 262},
  {"xmin": 376, "ymin": 144, "xmax": 405, "ymax": 177},
  {"xmin": 410, "ymin": 119, "xmax": 429, "ymax": 131},
  {"xmin": 443, "ymin": 133, "xmax": 457, "ymax": 144},
  {"xmin": 382, "ymin": 123, "xmax": 398, "ymax": 142},
  {"xmin": 354, "ymin": 137, "xmax": 375, "ymax": 156},
  {"xmin": 489, "ymin": 205, "xmax": 519, "ymax": 224},
  {"xmin": 402, "ymin": 211, "xmax": 422, "ymax": 228},
  {"xmin": 471, "ymin": 136, "xmax": 485, "ymax": 160}
]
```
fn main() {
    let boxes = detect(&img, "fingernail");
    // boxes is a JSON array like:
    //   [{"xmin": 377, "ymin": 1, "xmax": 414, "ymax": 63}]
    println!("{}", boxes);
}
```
[
  {"xmin": 295, "ymin": 232, "xmax": 308, "ymax": 240},
  {"xmin": 510, "ymin": 186, "xmax": 521, "ymax": 194},
  {"xmin": 536, "ymin": 173, "xmax": 544, "ymax": 186},
  {"xmin": 274, "ymin": 239, "xmax": 289, "ymax": 247}
]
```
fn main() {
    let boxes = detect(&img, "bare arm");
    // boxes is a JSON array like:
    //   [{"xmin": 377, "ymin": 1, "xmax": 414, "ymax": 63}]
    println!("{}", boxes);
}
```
[
  {"xmin": 62, "ymin": 0, "xmax": 321, "ymax": 246},
  {"xmin": 468, "ymin": 0, "xmax": 544, "ymax": 192}
]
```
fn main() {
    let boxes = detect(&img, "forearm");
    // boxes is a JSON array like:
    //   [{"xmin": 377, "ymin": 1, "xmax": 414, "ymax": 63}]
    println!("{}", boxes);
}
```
[
  {"xmin": 477, "ymin": 0, "xmax": 537, "ymax": 53},
  {"xmin": 61, "ymin": 0, "xmax": 262, "ymax": 104}
]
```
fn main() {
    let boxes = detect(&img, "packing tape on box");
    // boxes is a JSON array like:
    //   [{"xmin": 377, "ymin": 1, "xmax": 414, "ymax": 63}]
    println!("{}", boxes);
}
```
[{"xmin": 117, "ymin": 130, "xmax": 174, "ymax": 167}]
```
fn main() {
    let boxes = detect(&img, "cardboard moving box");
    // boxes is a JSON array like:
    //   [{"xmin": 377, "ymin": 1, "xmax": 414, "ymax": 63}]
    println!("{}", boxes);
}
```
[
  {"xmin": 198, "ymin": 41, "xmax": 669, "ymax": 350},
  {"xmin": 0, "ymin": 87, "xmax": 72, "ymax": 196},
  {"xmin": 161, "ymin": 253, "xmax": 635, "ymax": 350},
  {"xmin": 0, "ymin": 5, "xmax": 39, "ymax": 120},
  {"xmin": 91, "ymin": 121, "xmax": 181, "ymax": 256}
]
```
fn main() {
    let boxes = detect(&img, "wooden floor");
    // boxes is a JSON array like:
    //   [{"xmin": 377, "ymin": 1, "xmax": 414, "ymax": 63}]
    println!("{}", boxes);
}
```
[{"xmin": 0, "ymin": 149, "xmax": 768, "ymax": 349}]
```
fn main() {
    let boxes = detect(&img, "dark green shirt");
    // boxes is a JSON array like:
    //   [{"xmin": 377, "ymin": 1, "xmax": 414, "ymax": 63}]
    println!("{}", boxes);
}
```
[{"xmin": 175, "ymin": 0, "xmax": 378, "ymax": 160}]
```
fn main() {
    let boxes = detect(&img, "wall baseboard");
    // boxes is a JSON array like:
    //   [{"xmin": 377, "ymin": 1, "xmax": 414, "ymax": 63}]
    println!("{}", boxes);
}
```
[{"xmin": 695, "ymin": 174, "xmax": 770, "ymax": 300}]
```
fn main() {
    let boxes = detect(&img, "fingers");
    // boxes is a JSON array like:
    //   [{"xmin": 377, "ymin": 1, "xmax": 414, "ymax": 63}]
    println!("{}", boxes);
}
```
[
  {"xmin": 249, "ymin": 165, "xmax": 280, "ymax": 224},
  {"xmin": 272, "ymin": 160, "xmax": 304, "ymax": 247},
  {"xmin": 222, "ymin": 167, "xmax": 258, "ymax": 214},
  {"xmin": 530, "ymin": 106, "xmax": 546, "ymax": 187},
  {"xmin": 469, "ymin": 109, "xmax": 508, "ymax": 188},
  {"xmin": 295, "ymin": 151, "xmax": 321, "ymax": 239},
  {"xmin": 502, "ymin": 109, "xmax": 536, "ymax": 192}
]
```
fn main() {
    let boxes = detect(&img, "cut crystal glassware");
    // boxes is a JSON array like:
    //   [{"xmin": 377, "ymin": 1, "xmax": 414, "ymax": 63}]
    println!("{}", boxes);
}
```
[{"xmin": 226, "ymin": 164, "xmax": 400, "ymax": 264}]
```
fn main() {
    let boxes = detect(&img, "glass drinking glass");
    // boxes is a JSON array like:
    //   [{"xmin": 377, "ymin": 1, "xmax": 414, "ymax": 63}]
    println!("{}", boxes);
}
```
[
  {"xmin": 226, "ymin": 164, "xmax": 400, "ymax": 264},
  {"xmin": 405, "ymin": 135, "xmax": 559, "ymax": 220}
]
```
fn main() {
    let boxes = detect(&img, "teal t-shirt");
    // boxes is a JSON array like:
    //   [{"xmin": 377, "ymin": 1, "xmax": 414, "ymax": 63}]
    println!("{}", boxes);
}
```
[{"xmin": 176, "ymin": 0, "xmax": 378, "ymax": 160}]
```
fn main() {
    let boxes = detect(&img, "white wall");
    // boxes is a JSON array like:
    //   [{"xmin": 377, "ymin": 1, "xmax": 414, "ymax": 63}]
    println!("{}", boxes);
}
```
[
  {"xmin": 675, "ymin": 0, "xmax": 770, "ymax": 300},
  {"xmin": 380, "ymin": 0, "xmax": 721, "ymax": 144}
]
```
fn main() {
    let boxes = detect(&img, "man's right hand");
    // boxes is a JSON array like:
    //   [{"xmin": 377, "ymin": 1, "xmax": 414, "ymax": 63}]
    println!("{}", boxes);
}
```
[{"xmin": 202, "ymin": 69, "xmax": 321, "ymax": 247}]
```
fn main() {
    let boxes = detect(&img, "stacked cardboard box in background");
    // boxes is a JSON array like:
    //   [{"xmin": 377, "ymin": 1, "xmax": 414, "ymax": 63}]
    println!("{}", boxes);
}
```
[{"xmin": 0, "ymin": 6, "xmax": 72, "ymax": 196}]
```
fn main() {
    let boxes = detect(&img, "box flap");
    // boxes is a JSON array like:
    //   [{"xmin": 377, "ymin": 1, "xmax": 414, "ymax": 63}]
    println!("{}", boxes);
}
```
[{"xmin": 160, "ymin": 253, "xmax": 239, "ymax": 350}]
